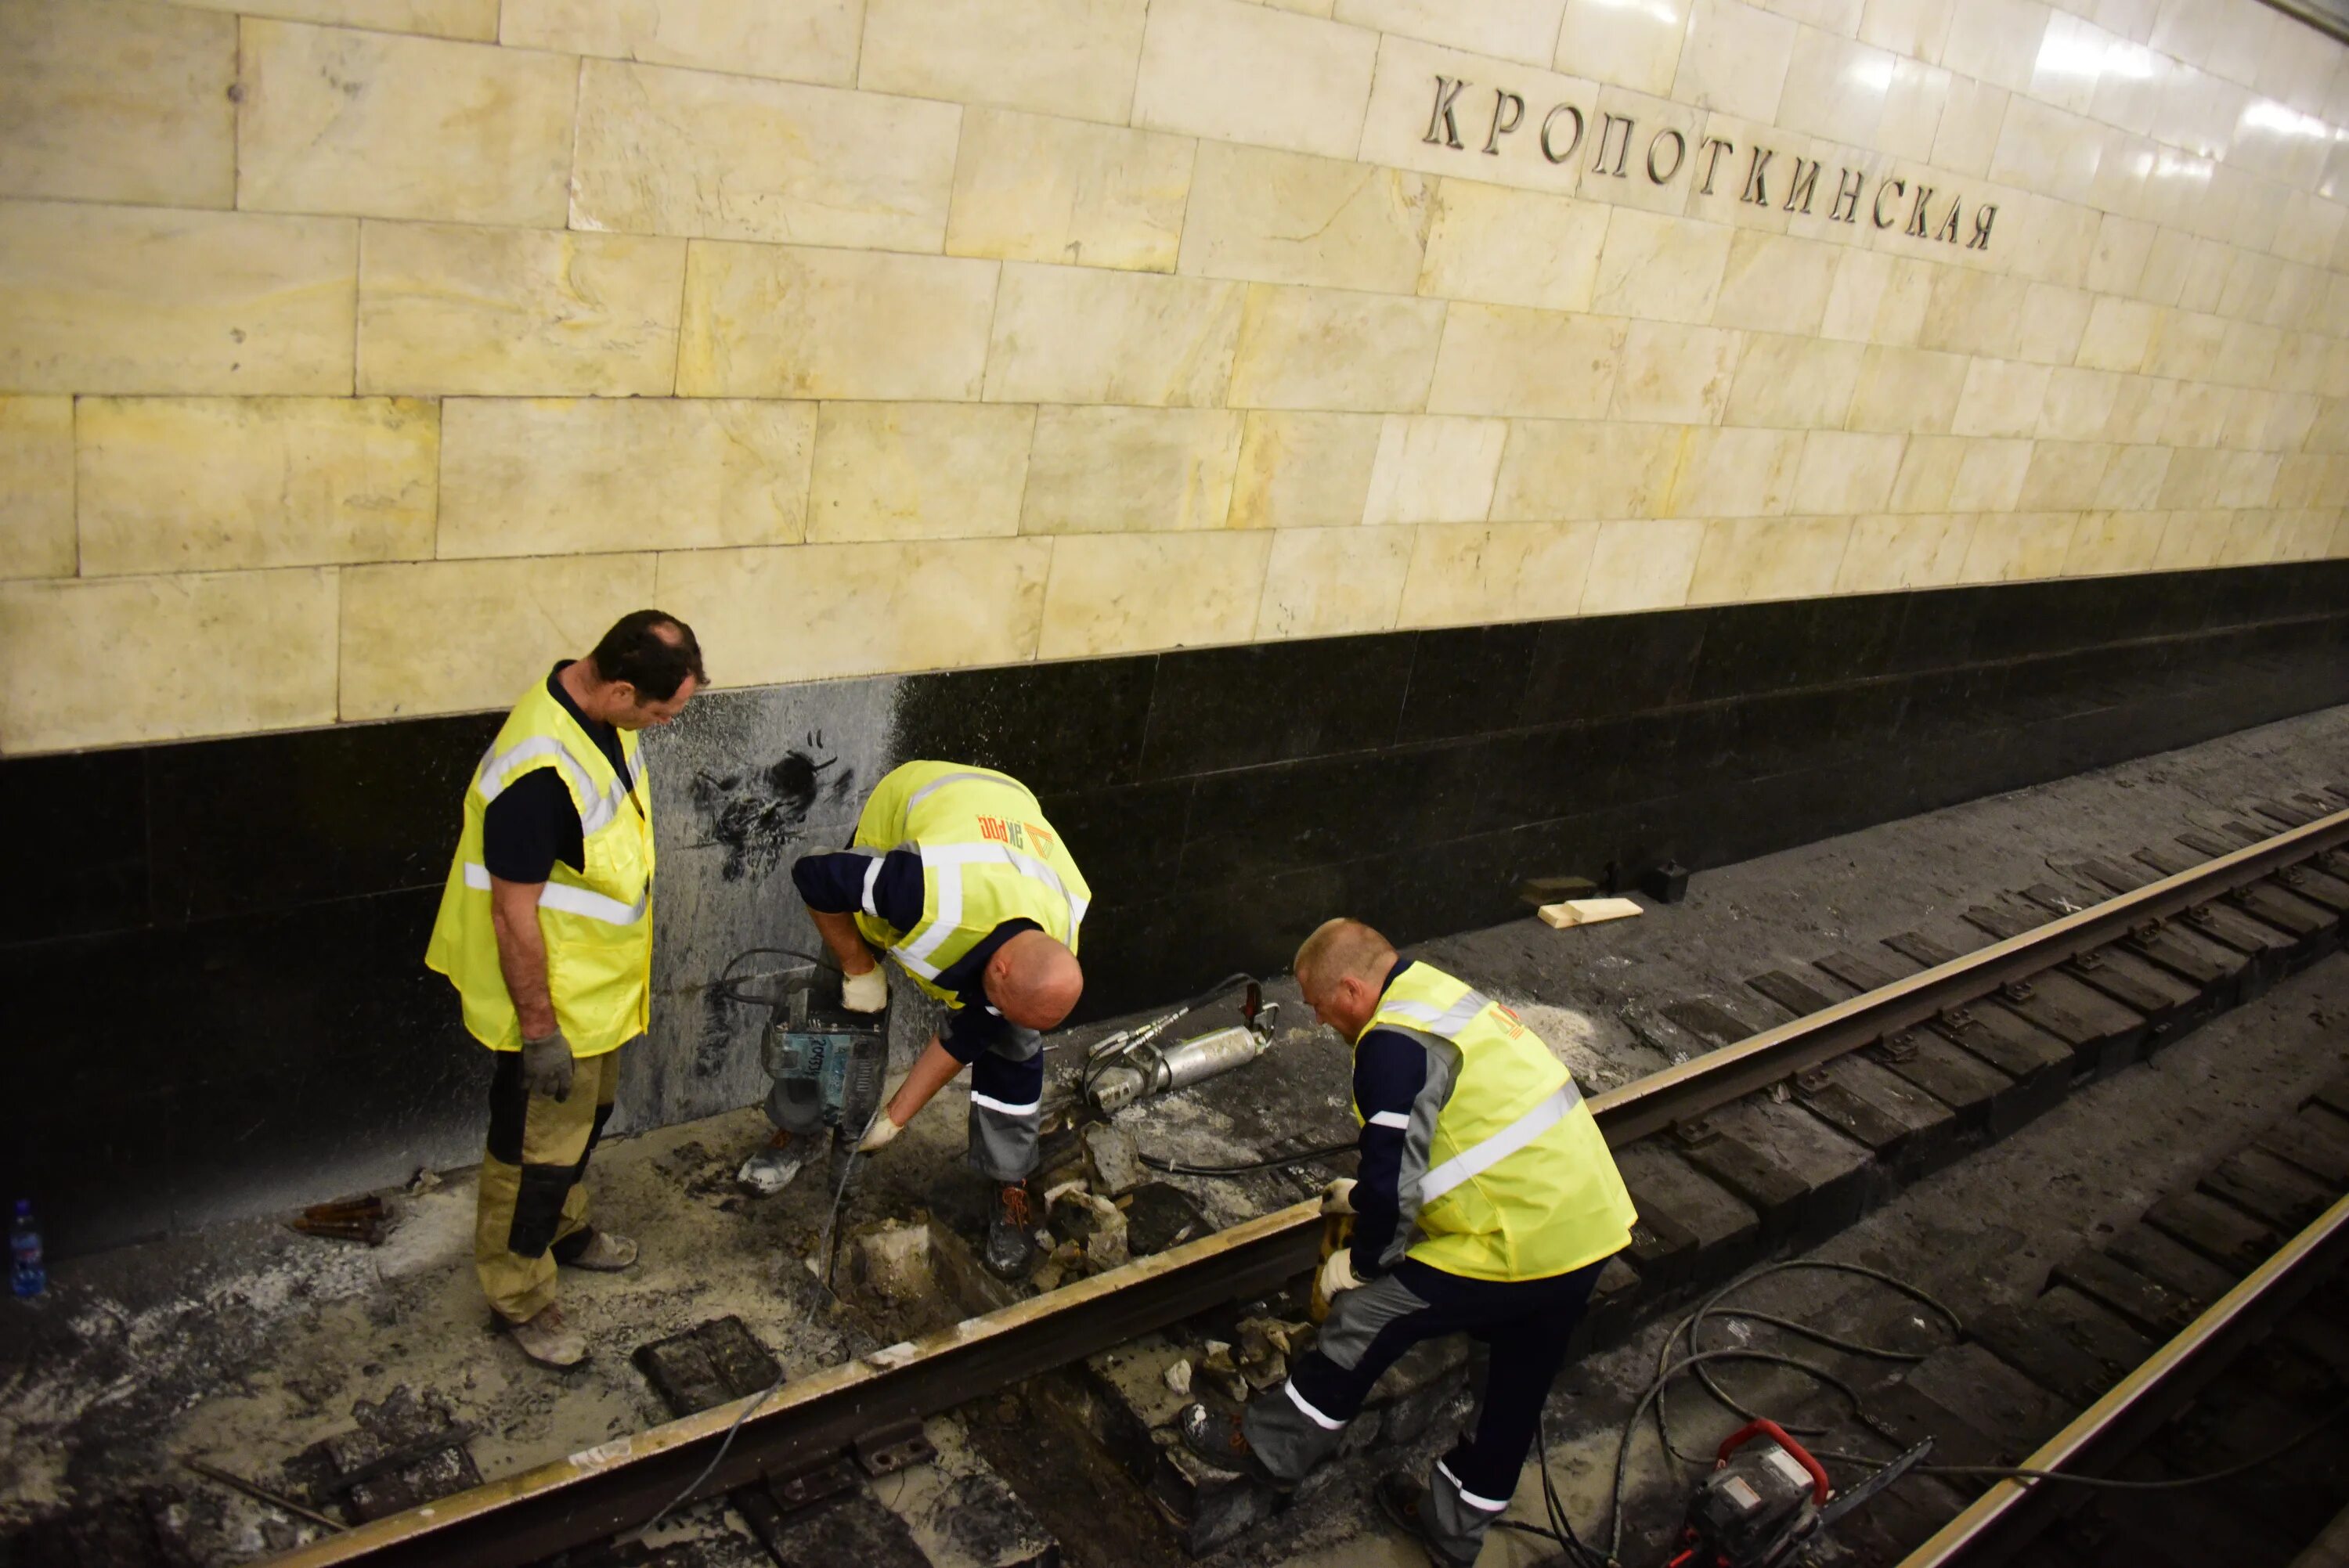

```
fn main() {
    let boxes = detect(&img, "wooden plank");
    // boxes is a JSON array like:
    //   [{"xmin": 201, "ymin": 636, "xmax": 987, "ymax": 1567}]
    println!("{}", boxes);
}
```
[{"xmin": 2199, "ymin": 1148, "xmax": 2336, "ymax": 1233}]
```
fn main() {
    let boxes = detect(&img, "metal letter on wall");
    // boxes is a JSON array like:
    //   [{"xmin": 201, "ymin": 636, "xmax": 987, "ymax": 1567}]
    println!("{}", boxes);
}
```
[
  {"xmin": 1591, "ymin": 112, "xmax": 1633, "ymax": 177},
  {"xmin": 1424, "ymin": 76, "xmax": 1467, "ymax": 148},
  {"xmin": 1696, "ymin": 136, "xmax": 1735, "ymax": 195},
  {"xmin": 1967, "ymin": 204, "xmax": 1998, "ymax": 251},
  {"xmin": 1829, "ymin": 167, "xmax": 1864, "ymax": 224},
  {"xmin": 1872, "ymin": 178, "xmax": 1905, "ymax": 229},
  {"xmin": 1647, "ymin": 128, "xmax": 1687, "ymax": 184},
  {"xmin": 1540, "ymin": 102, "xmax": 1586, "ymax": 164},
  {"xmin": 1740, "ymin": 146, "xmax": 1773, "ymax": 205},
  {"xmin": 1483, "ymin": 89, "xmax": 1525, "ymax": 154},
  {"xmin": 1904, "ymin": 185, "xmax": 1936, "ymax": 238},
  {"xmin": 1782, "ymin": 156, "xmax": 1820, "ymax": 214}
]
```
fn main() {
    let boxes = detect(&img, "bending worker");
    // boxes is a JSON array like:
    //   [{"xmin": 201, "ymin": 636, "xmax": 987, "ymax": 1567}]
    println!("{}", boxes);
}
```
[
  {"xmin": 1178, "ymin": 918, "xmax": 1636, "ymax": 1566},
  {"xmin": 425, "ymin": 611, "xmax": 704, "ymax": 1368},
  {"xmin": 790, "ymin": 760, "xmax": 1088, "ymax": 1277}
]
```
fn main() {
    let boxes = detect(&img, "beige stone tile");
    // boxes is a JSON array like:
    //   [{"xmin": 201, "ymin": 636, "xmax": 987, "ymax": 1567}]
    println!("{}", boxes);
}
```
[
  {"xmin": 2134, "ymin": 226, "xmax": 2195, "ymax": 308},
  {"xmin": 1021, "ymin": 406, "xmax": 1243, "ymax": 534},
  {"xmin": 2, "ymin": 568, "xmax": 337, "ymax": 749},
  {"xmin": 2082, "ymin": 214, "xmax": 2155, "ymax": 296},
  {"xmin": 1790, "ymin": 429, "xmax": 1904, "ymax": 514},
  {"xmin": 1178, "ymin": 142, "xmax": 1432, "ymax": 294},
  {"xmin": 1819, "ymin": 250, "xmax": 1889, "ymax": 344},
  {"xmin": 78, "ymin": 395, "xmax": 433, "ymax": 575},
  {"xmin": 569, "ymin": 60, "xmax": 958, "ymax": 252},
  {"xmin": 1727, "ymin": 334, "xmax": 1866, "ymax": 429},
  {"xmin": 1673, "ymin": 0, "xmax": 1797, "ymax": 121},
  {"xmin": 1255, "ymin": 523, "xmax": 1413, "ymax": 637},
  {"xmin": 1556, "ymin": 0, "xmax": 1688, "ymax": 93},
  {"xmin": 1845, "ymin": 345, "xmax": 1966, "ymax": 434},
  {"xmin": 175, "ymin": 0, "xmax": 496, "ymax": 39},
  {"xmin": 1417, "ymin": 181, "xmax": 1609, "ymax": 313},
  {"xmin": 2213, "ymin": 513, "xmax": 2288, "ymax": 568},
  {"xmin": 1593, "ymin": 209, "xmax": 1734, "ymax": 325},
  {"xmin": 1396, "ymin": 518, "xmax": 1598, "ymax": 626},
  {"xmin": 2015, "ymin": 285, "xmax": 2092, "ymax": 369},
  {"xmin": 1776, "ymin": 27, "xmax": 1893, "ymax": 146},
  {"xmin": 2073, "ymin": 297, "xmax": 2154, "ymax": 374},
  {"xmin": 2270, "ymin": 455, "xmax": 2340, "ymax": 511},
  {"xmin": 1575, "ymin": 82, "xmax": 1708, "ymax": 218},
  {"xmin": 1133, "ymin": 0, "xmax": 1377, "ymax": 160},
  {"xmin": 679, "ymin": 242, "xmax": 994, "ymax": 402},
  {"xmin": 803, "ymin": 402, "xmax": 1032, "ymax": 545},
  {"xmin": 664, "ymin": 538, "xmax": 1048, "ymax": 684},
  {"xmin": 1660, "ymin": 425, "xmax": 1805, "ymax": 517},
  {"xmin": 1356, "ymin": 34, "xmax": 1602, "ymax": 198},
  {"xmin": 441, "ymin": 398, "xmax": 815, "ymax": 557},
  {"xmin": 0, "ymin": 0, "xmax": 235, "ymax": 209},
  {"xmin": 984, "ymin": 264, "xmax": 1242, "ymax": 408},
  {"xmin": 499, "ymin": 0, "xmax": 860, "ymax": 85},
  {"xmin": 1580, "ymin": 517, "xmax": 1705, "ymax": 612},
  {"xmin": 1228, "ymin": 411, "xmax": 1383, "ymax": 529},
  {"xmin": 0, "ymin": 398, "xmax": 74, "ymax": 579},
  {"xmin": 1857, "ymin": 0, "xmax": 1951, "ymax": 60},
  {"xmin": 2095, "ymin": 445, "xmax": 2169, "ymax": 510},
  {"xmin": 2103, "ymin": 376, "xmax": 2175, "ymax": 445},
  {"xmin": 2149, "ymin": 510, "xmax": 2230, "ymax": 571},
  {"xmin": 361, "ymin": 222, "xmax": 682, "ymax": 398},
  {"xmin": 0, "ymin": 200, "xmax": 355, "ymax": 396},
  {"xmin": 946, "ymin": 109, "xmax": 1194, "ymax": 274},
  {"xmin": 1336, "ymin": 0, "xmax": 1568, "ymax": 66},
  {"xmin": 1951, "ymin": 359, "xmax": 2051, "ymax": 439},
  {"xmin": 1489, "ymin": 419, "xmax": 1680, "ymax": 521},
  {"xmin": 2037, "ymin": 366, "xmax": 2119, "ymax": 442},
  {"xmin": 2159, "ymin": 383, "xmax": 2230, "ymax": 450},
  {"xmin": 345, "ymin": 554, "xmax": 659, "ymax": 720},
  {"xmin": 1961, "ymin": 510, "xmax": 2076, "ymax": 582},
  {"xmin": 1711, "ymin": 230, "xmax": 1838, "ymax": 336},
  {"xmin": 1362, "ymin": 415, "xmax": 1506, "ymax": 524},
  {"xmin": 1227, "ymin": 285, "xmax": 1446, "ymax": 413},
  {"xmin": 1038, "ymin": 529, "xmax": 1272, "ymax": 655},
  {"xmin": 1950, "ymin": 438, "xmax": 2033, "ymax": 512},
  {"xmin": 860, "ymin": 0, "xmax": 1148, "ymax": 122},
  {"xmin": 1930, "ymin": 74, "xmax": 2008, "ymax": 177},
  {"xmin": 1427, "ymin": 305, "xmax": 1622, "ymax": 420},
  {"xmin": 1835, "ymin": 513, "xmax": 1972, "ymax": 590},
  {"xmin": 1940, "ymin": 0, "xmax": 2048, "ymax": 92},
  {"xmin": 1918, "ymin": 269, "xmax": 2027, "ymax": 359},
  {"xmin": 1885, "ymin": 434, "xmax": 1960, "ymax": 512},
  {"xmin": 2015, "ymin": 440, "xmax": 2114, "ymax": 511},
  {"xmin": 1611, "ymin": 320, "xmax": 1741, "ymax": 424},
  {"xmin": 2062, "ymin": 510, "xmax": 2165, "ymax": 575},
  {"xmin": 1688, "ymin": 515, "xmax": 1852, "ymax": 604},
  {"xmin": 236, "ymin": 20, "xmax": 575, "ymax": 227},
  {"xmin": 2142, "ymin": 309, "xmax": 2227, "ymax": 384}
]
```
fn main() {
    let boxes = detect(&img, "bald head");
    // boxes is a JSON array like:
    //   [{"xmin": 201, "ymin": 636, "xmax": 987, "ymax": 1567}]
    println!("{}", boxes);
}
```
[
  {"xmin": 983, "ymin": 928, "xmax": 1084, "ymax": 1029},
  {"xmin": 1294, "ymin": 917, "xmax": 1398, "ymax": 1041}
]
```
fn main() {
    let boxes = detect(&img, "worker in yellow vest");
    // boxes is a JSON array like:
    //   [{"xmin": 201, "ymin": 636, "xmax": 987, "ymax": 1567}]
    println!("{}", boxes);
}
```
[
  {"xmin": 788, "ymin": 761, "xmax": 1087, "ymax": 1275},
  {"xmin": 1179, "ymin": 918, "xmax": 1636, "ymax": 1566},
  {"xmin": 425, "ymin": 611, "xmax": 703, "ymax": 1369}
]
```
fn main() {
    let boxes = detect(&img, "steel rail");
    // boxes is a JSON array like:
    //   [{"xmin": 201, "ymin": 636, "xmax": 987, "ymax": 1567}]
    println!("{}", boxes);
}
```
[
  {"xmin": 1896, "ymin": 1191, "xmax": 2349, "ymax": 1568},
  {"xmin": 266, "ymin": 805, "xmax": 2349, "ymax": 1568}
]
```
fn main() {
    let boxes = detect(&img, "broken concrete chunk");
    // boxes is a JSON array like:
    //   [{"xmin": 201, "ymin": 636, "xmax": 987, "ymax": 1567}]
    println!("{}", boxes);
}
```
[
  {"xmin": 1164, "ymin": 1358, "xmax": 1193, "ymax": 1397},
  {"xmin": 1081, "ymin": 1123, "xmax": 1145, "ymax": 1197}
]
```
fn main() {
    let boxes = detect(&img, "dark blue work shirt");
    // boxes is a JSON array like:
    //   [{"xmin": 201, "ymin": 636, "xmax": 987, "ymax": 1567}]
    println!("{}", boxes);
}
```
[
  {"xmin": 1350, "ymin": 957, "xmax": 1430, "ymax": 1278},
  {"xmin": 792, "ymin": 849, "xmax": 1036, "ymax": 1062}
]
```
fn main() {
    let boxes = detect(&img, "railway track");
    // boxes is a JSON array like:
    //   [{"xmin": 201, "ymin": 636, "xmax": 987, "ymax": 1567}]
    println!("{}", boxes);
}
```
[{"xmin": 256, "ymin": 791, "xmax": 2349, "ymax": 1568}]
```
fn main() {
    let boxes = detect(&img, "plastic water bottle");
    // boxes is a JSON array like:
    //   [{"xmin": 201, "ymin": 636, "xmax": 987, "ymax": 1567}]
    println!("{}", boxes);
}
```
[{"xmin": 11, "ymin": 1199, "xmax": 45, "ymax": 1298}]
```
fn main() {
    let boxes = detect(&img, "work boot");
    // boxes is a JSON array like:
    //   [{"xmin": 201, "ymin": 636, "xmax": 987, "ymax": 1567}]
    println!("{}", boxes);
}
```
[
  {"xmin": 558, "ymin": 1230, "xmax": 638, "ymax": 1271},
  {"xmin": 984, "ymin": 1182, "xmax": 1040, "ymax": 1278},
  {"xmin": 506, "ymin": 1304, "xmax": 588, "ymax": 1368},
  {"xmin": 1177, "ymin": 1404, "xmax": 1297, "ymax": 1492},
  {"xmin": 1373, "ymin": 1472, "xmax": 1478, "ymax": 1568},
  {"xmin": 738, "ymin": 1130, "xmax": 804, "ymax": 1195}
]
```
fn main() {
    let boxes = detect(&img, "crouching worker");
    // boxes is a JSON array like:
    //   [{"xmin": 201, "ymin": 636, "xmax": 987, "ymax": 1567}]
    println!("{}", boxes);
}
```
[
  {"xmin": 785, "ymin": 761, "xmax": 1088, "ymax": 1275},
  {"xmin": 1178, "ymin": 918, "xmax": 1636, "ymax": 1566}
]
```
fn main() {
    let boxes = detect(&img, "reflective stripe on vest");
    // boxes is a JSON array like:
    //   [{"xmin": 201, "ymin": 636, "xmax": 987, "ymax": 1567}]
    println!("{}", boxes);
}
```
[
  {"xmin": 1417, "ymin": 1083, "xmax": 1579, "ymax": 1203},
  {"xmin": 461, "ymin": 861, "xmax": 648, "ymax": 926},
  {"xmin": 892, "ymin": 839, "xmax": 1092, "ymax": 980},
  {"xmin": 477, "ymin": 734, "xmax": 635, "ymax": 834}
]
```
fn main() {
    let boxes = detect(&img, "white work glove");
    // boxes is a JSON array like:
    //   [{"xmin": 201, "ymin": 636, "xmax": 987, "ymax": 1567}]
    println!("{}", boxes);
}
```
[
  {"xmin": 841, "ymin": 966, "xmax": 887, "ymax": 1013},
  {"xmin": 857, "ymin": 1109, "xmax": 904, "ymax": 1154},
  {"xmin": 1317, "ymin": 1246, "xmax": 1362, "ymax": 1301},
  {"xmin": 1321, "ymin": 1178, "xmax": 1357, "ymax": 1217},
  {"xmin": 520, "ymin": 1030, "xmax": 575, "ymax": 1103}
]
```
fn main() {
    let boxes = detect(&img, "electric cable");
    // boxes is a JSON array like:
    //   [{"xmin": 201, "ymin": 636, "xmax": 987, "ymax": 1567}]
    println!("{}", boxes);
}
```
[{"xmin": 712, "ymin": 945, "xmax": 831, "ymax": 1009}]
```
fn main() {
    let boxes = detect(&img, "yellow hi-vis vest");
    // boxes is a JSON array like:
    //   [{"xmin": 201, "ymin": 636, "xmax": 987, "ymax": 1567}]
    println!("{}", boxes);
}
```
[
  {"xmin": 1358, "ymin": 963, "xmax": 1636, "ymax": 1282},
  {"xmin": 850, "ymin": 760, "xmax": 1089, "ymax": 1007},
  {"xmin": 424, "ymin": 678, "xmax": 655, "ymax": 1057}
]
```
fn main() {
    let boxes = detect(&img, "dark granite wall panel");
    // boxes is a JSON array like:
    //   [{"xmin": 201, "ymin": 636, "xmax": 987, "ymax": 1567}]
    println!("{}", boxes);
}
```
[{"xmin": 6, "ymin": 562, "xmax": 2348, "ymax": 1255}]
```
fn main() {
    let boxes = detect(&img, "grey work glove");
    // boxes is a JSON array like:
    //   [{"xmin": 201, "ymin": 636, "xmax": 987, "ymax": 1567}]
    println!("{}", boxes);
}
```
[{"xmin": 521, "ymin": 1030, "xmax": 576, "ymax": 1103}]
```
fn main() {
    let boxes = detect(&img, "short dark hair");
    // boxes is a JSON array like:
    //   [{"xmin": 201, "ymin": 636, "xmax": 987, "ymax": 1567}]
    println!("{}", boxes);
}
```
[{"xmin": 588, "ymin": 610, "xmax": 705, "ymax": 701}]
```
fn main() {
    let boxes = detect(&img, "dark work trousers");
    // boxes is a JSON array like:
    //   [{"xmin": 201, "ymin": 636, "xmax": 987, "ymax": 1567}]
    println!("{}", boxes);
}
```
[
  {"xmin": 1243, "ymin": 1255, "xmax": 1609, "ymax": 1561},
  {"xmin": 966, "ymin": 1027, "xmax": 1043, "ymax": 1182}
]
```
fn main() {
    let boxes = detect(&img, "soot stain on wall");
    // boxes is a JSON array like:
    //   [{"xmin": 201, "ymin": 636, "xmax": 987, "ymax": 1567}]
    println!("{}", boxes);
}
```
[{"xmin": 691, "ymin": 737, "xmax": 861, "ymax": 881}]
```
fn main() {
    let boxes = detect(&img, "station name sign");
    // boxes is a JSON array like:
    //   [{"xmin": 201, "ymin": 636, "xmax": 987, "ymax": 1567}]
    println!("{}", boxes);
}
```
[{"xmin": 1414, "ymin": 73, "xmax": 1998, "ymax": 251}]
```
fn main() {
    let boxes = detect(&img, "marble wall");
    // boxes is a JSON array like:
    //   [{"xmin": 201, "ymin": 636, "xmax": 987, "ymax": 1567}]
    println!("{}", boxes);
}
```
[{"xmin": 5, "ymin": 0, "xmax": 2349, "ymax": 755}]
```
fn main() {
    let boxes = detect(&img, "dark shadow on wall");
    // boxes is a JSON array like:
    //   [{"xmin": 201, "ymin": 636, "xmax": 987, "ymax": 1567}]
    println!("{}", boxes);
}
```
[{"xmin": 6, "ymin": 563, "xmax": 2348, "ymax": 1256}]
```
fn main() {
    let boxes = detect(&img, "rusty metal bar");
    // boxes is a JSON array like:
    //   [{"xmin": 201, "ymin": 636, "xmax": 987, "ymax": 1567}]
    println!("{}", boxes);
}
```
[{"xmin": 265, "ymin": 806, "xmax": 2349, "ymax": 1567}]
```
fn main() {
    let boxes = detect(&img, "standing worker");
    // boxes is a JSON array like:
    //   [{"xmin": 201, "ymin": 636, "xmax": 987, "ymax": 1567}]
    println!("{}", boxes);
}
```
[
  {"xmin": 425, "ymin": 611, "xmax": 705, "ymax": 1369},
  {"xmin": 786, "ymin": 761, "xmax": 1088, "ymax": 1276},
  {"xmin": 1178, "ymin": 918, "xmax": 1636, "ymax": 1566}
]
